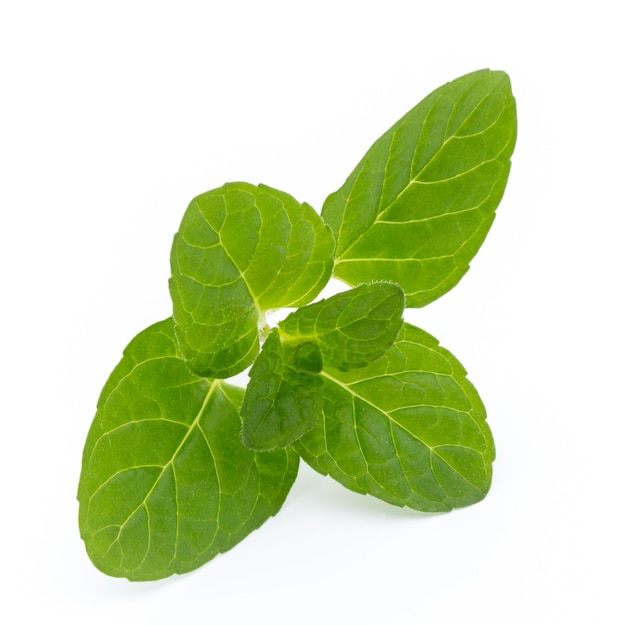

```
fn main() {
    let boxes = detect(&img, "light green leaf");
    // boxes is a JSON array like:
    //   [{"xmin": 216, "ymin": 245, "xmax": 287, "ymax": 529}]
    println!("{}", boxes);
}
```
[
  {"xmin": 240, "ymin": 328, "xmax": 323, "ymax": 451},
  {"xmin": 77, "ymin": 318, "xmax": 299, "ymax": 581},
  {"xmin": 322, "ymin": 69, "xmax": 517, "ymax": 307},
  {"xmin": 278, "ymin": 282, "xmax": 404, "ymax": 371},
  {"xmin": 292, "ymin": 322, "xmax": 495, "ymax": 512},
  {"xmin": 169, "ymin": 182, "xmax": 335, "ymax": 378}
]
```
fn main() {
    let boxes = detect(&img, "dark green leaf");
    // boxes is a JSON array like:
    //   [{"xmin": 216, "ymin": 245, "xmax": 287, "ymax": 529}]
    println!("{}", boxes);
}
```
[
  {"xmin": 323, "ymin": 69, "xmax": 517, "ymax": 307},
  {"xmin": 240, "ymin": 329, "xmax": 323, "ymax": 451},
  {"xmin": 291, "ymin": 341, "xmax": 323, "ymax": 373},
  {"xmin": 278, "ymin": 282, "xmax": 404, "ymax": 371},
  {"xmin": 77, "ymin": 319, "xmax": 299, "ymax": 581},
  {"xmin": 292, "ymin": 322, "xmax": 495, "ymax": 512},
  {"xmin": 169, "ymin": 182, "xmax": 335, "ymax": 378}
]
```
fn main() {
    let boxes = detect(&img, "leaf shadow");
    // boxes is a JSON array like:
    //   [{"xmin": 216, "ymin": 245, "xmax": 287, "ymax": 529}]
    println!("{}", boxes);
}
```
[{"xmin": 286, "ymin": 462, "xmax": 442, "ymax": 521}]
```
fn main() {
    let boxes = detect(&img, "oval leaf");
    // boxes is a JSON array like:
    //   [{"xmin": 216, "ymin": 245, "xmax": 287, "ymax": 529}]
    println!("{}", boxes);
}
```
[
  {"xmin": 322, "ymin": 69, "xmax": 517, "ymax": 307},
  {"xmin": 240, "ymin": 328, "xmax": 323, "ymax": 451},
  {"xmin": 292, "ymin": 322, "xmax": 495, "ymax": 512},
  {"xmin": 278, "ymin": 282, "xmax": 404, "ymax": 371},
  {"xmin": 77, "ymin": 318, "xmax": 299, "ymax": 581},
  {"xmin": 169, "ymin": 182, "xmax": 335, "ymax": 377}
]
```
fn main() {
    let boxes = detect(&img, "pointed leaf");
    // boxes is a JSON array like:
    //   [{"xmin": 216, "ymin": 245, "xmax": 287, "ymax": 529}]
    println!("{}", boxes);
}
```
[
  {"xmin": 292, "ymin": 322, "xmax": 495, "ymax": 512},
  {"xmin": 323, "ymin": 69, "xmax": 517, "ymax": 306},
  {"xmin": 78, "ymin": 318, "xmax": 299, "ymax": 581},
  {"xmin": 241, "ymin": 329, "xmax": 323, "ymax": 451},
  {"xmin": 278, "ymin": 282, "xmax": 404, "ymax": 371},
  {"xmin": 169, "ymin": 182, "xmax": 335, "ymax": 377}
]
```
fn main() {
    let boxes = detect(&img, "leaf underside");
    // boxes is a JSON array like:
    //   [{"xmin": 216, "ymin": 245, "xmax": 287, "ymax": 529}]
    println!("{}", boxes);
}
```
[
  {"xmin": 292, "ymin": 322, "xmax": 495, "ymax": 512},
  {"xmin": 322, "ymin": 68, "xmax": 517, "ymax": 307},
  {"xmin": 78, "ymin": 319, "xmax": 299, "ymax": 581}
]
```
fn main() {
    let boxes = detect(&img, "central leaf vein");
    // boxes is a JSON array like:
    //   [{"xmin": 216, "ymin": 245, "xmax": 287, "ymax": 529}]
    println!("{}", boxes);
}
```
[
  {"xmin": 94, "ymin": 380, "xmax": 220, "ymax": 561},
  {"xmin": 320, "ymin": 370, "xmax": 478, "ymax": 484}
]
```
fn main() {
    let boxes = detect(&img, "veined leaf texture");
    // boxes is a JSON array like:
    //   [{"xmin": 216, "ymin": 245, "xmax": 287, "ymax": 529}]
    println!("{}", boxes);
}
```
[{"xmin": 79, "ymin": 69, "xmax": 515, "ymax": 580}]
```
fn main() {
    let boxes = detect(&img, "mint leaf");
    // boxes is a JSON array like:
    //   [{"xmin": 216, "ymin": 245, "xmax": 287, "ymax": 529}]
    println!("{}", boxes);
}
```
[
  {"xmin": 278, "ymin": 282, "xmax": 404, "ymax": 371},
  {"xmin": 323, "ymin": 69, "xmax": 517, "ymax": 307},
  {"xmin": 291, "ymin": 341, "xmax": 324, "ymax": 373},
  {"xmin": 80, "ymin": 69, "xmax": 515, "ymax": 581},
  {"xmin": 241, "ymin": 284, "xmax": 403, "ymax": 451},
  {"xmin": 169, "ymin": 182, "xmax": 335, "ymax": 378},
  {"xmin": 292, "ymin": 322, "xmax": 494, "ymax": 512},
  {"xmin": 77, "ymin": 319, "xmax": 299, "ymax": 581},
  {"xmin": 240, "ymin": 328, "xmax": 323, "ymax": 451}
]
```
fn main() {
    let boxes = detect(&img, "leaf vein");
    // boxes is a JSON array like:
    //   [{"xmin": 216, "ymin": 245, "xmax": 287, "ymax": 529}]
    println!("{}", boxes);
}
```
[
  {"xmin": 89, "ymin": 381, "xmax": 220, "ymax": 563},
  {"xmin": 321, "ymin": 370, "xmax": 475, "ymax": 485}
]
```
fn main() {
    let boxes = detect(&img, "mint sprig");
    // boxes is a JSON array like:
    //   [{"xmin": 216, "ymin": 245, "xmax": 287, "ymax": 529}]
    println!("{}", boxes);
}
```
[{"xmin": 78, "ymin": 68, "xmax": 517, "ymax": 580}]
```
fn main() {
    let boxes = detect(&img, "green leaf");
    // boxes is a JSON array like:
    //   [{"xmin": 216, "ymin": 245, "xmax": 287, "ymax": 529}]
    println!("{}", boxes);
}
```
[
  {"xmin": 241, "ymin": 283, "xmax": 404, "ymax": 451},
  {"xmin": 291, "ymin": 341, "xmax": 324, "ymax": 373},
  {"xmin": 77, "ymin": 318, "xmax": 299, "ymax": 581},
  {"xmin": 240, "ymin": 328, "xmax": 323, "ymax": 451},
  {"xmin": 278, "ymin": 282, "xmax": 404, "ymax": 371},
  {"xmin": 292, "ymin": 322, "xmax": 495, "ymax": 512},
  {"xmin": 322, "ymin": 69, "xmax": 517, "ymax": 307},
  {"xmin": 169, "ymin": 182, "xmax": 335, "ymax": 378}
]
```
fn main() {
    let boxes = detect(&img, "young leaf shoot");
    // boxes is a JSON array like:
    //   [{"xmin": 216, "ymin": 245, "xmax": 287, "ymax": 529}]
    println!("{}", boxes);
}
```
[{"xmin": 78, "ymin": 69, "xmax": 517, "ymax": 581}]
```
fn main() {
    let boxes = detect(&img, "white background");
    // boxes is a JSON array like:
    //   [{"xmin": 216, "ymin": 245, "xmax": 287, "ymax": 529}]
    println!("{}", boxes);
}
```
[{"xmin": 2, "ymin": 1, "xmax": 624, "ymax": 624}]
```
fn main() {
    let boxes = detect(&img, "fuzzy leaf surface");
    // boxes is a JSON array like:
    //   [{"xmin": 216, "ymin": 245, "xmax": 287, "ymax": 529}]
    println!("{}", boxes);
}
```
[
  {"xmin": 278, "ymin": 282, "xmax": 404, "ymax": 371},
  {"xmin": 240, "ymin": 328, "xmax": 323, "ymax": 451},
  {"xmin": 323, "ymin": 69, "xmax": 517, "ymax": 307},
  {"xmin": 292, "ymin": 322, "xmax": 495, "ymax": 511},
  {"xmin": 77, "ymin": 318, "xmax": 299, "ymax": 581},
  {"xmin": 169, "ymin": 182, "xmax": 335, "ymax": 377}
]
